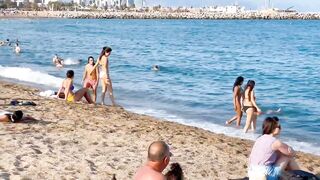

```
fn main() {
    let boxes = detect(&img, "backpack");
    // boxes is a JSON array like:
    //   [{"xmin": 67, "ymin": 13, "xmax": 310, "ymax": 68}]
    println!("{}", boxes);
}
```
[{"xmin": 280, "ymin": 170, "xmax": 319, "ymax": 180}]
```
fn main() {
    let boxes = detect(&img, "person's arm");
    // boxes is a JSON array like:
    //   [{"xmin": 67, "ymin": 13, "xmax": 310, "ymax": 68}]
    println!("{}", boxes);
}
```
[
  {"xmin": 0, "ymin": 114, "xmax": 10, "ymax": 122},
  {"xmin": 251, "ymin": 90, "xmax": 261, "ymax": 112},
  {"xmin": 106, "ymin": 58, "xmax": 110, "ymax": 79},
  {"xmin": 56, "ymin": 81, "xmax": 64, "ymax": 98},
  {"xmin": 64, "ymin": 80, "xmax": 72, "ymax": 101},
  {"xmin": 272, "ymin": 139, "xmax": 295, "ymax": 157},
  {"xmin": 82, "ymin": 66, "xmax": 87, "ymax": 84},
  {"xmin": 95, "ymin": 67, "xmax": 99, "ymax": 80},
  {"xmin": 233, "ymin": 86, "xmax": 239, "ymax": 110},
  {"xmin": 90, "ymin": 58, "xmax": 100, "ymax": 75}
]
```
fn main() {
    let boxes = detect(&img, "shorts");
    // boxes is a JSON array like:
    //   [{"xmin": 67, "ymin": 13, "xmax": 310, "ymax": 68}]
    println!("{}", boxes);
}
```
[
  {"xmin": 67, "ymin": 94, "xmax": 75, "ymax": 102},
  {"xmin": 248, "ymin": 165, "xmax": 281, "ymax": 180},
  {"xmin": 84, "ymin": 79, "xmax": 97, "ymax": 90}
]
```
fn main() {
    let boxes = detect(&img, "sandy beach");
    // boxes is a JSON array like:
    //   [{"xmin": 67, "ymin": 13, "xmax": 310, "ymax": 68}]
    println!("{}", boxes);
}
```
[{"xmin": 0, "ymin": 80, "xmax": 319, "ymax": 179}]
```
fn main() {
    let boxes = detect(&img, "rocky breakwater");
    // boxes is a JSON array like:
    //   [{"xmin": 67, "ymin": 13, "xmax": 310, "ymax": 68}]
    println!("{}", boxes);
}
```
[{"xmin": 1, "ymin": 10, "xmax": 320, "ymax": 20}]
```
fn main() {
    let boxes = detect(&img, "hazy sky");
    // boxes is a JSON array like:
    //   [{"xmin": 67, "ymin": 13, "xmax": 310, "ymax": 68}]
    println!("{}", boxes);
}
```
[{"xmin": 147, "ymin": 0, "xmax": 320, "ymax": 12}]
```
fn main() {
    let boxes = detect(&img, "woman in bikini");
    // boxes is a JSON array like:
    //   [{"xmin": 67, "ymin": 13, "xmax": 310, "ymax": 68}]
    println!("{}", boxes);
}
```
[
  {"xmin": 82, "ymin": 56, "xmax": 99, "ymax": 102},
  {"xmin": 56, "ymin": 70, "xmax": 93, "ymax": 104},
  {"xmin": 243, "ymin": 80, "xmax": 261, "ymax": 133},
  {"xmin": 226, "ymin": 76, "xmax": 244, "ymax": 127},
  {"xmin": 91, "ymin": 47, "xmax": 116, "ymax": 106}
]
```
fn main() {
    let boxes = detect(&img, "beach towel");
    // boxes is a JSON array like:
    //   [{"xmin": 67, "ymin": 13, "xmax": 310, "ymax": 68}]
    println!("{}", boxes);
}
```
[{"xmin": 10, "ymin": 100, "xmax": 36, "ymax": 106}]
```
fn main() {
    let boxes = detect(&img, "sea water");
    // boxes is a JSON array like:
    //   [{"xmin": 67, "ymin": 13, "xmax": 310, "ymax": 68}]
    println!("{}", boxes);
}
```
[{"xmin": 0, "ymin": 19, "xmax": 319, "ymax": 155}]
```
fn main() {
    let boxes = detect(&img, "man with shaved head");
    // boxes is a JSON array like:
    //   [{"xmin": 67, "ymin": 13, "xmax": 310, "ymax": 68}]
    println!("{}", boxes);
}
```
[{"xmin": 134, "ymin": 141, "xmax": 172, "ymax": 180}]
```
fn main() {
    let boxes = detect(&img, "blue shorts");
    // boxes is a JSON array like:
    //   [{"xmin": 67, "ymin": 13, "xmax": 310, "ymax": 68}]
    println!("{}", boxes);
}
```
[{"xmin": 266, "ymin": 165, "xmax": 282, "ymax": 180}]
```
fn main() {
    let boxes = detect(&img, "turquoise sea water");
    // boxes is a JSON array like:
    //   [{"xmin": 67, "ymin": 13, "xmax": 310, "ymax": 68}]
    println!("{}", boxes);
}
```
[{"xmin": 0, "ymin": 19, "xmax": 319, "ymax": 155}]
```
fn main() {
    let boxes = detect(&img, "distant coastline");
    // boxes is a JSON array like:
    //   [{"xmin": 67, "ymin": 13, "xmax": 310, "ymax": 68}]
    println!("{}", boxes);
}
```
[{"xmin": 1, "ymin": 10, "xmax": 320, "ymax": 19}]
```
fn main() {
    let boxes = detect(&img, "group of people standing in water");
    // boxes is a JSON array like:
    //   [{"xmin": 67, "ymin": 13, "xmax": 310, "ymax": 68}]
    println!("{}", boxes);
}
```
[
  {"xmin": 0, "ymin": 39, "xmax": 21, "ymax": 54},
  {"xmin": 226, "ymin": 76, "xmax": 262, "ymax": 133},
  {"xmin": 56, "ymin": 46, "xmax": 116, "ymax": 106}
]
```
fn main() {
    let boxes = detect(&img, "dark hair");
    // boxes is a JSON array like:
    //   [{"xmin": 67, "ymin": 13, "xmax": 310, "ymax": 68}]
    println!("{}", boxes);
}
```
[
  {"xmin": 262, "ymin": 116, "xmax": 280, "ymax": 135},
  {"xmin": 7, "ymin": 110, "xmax": 24, "ymax": 123},
  {"xmin": 105, "ymin": 47, "xmax": 112, "ymax": 53},
  {"xmin": 245, "ymin": 80, "xmax": 255, "ymax": 101},
  {"xmin": 98, "ymin": 46, "xmax": 107, "ymax": 62},
  {"xmin": 66, "ymin": 70, "xmax": 74, "ymax": 78},
  {"xmin": 87, "ymin": 56, "xmax": 95, "ymax": 65},
  {"xmin": 165, "ymin": 163, "xmax": 184, "ymax": 180},
  {"xmin": 233, "ymin": 76, "xmax": 244, "ymax": 91}
]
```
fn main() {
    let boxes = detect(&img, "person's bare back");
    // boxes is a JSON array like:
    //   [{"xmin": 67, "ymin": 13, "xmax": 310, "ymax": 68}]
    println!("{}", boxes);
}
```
[{"xmin": 134, "ymin": 166, "xmax": 166, "ymax": 180}]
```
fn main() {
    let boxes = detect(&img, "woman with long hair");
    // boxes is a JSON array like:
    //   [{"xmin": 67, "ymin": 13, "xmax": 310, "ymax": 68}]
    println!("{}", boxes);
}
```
[
  {"xmin": 243, "ymin": 80, "xmax": 261, "ymax": 133},
  {"xmin": 91, "ymin": 47, "xmax": 116, "ymax": 106},
  {"xmin": 226, "ymin": 76, "xmax": 244, "ymax": 127},
  {"xmin": 248, "ymin": 117, "xmax": 300, "ymax": 179}
]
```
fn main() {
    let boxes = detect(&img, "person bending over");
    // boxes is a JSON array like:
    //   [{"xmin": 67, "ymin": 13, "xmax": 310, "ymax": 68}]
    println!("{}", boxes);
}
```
[
  {"xmin": 134, "ymin": 141, "xmax": 172, "ymax": 180},
  {"xmin": 248, "ymin": 117, "xmax": 300, "ymax": 180},
  {"xmin": 56, "ymin": 70, "xmax": 93, "ymax": 104}
]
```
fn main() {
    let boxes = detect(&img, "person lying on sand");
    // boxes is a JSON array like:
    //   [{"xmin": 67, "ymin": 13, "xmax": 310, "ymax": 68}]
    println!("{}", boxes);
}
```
[
  {"xmin": 248, "ymin": 116, "xmax": 300, "ymax": 179},
  {"xmin": 134, "ymin": 141, "xmax": 172, "ymax": 180},
  {"xmin": 0, "ymin": 110, "xmax": 35, "ymax": 123}
]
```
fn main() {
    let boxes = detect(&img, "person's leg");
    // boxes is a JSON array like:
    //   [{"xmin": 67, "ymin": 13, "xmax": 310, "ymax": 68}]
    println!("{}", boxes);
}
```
[
  {"xmin": 101, "ymin": 79, "xmax": 107, "ymax": 105},
  {"xmin": 286, "ymin": 158, "xmax": 300, "ymax": 171},
  {"xmin": 275, "ymin": 154, "xmax": 291, "ymax": 171},
  {"xmin": 226, "ymin": 115, "xmax": 237, "ymax": 125},
  {"xmin": 236, "ymin": 107, "xmax": 242, "ymax": 127},
  {"xmin": 243, "ymin": 108, "xmax": 254, "ymax": 133},
  {"xmin": 106, "ymin": 80, "xmax": 116, "ymax": 106},
  {"xmin": 251, "ymin": 112, "xmax": 257, "ymax": 131},
  {"xmin": 74, "ymin": 88, "xmax": 93, "ymax": 104}
]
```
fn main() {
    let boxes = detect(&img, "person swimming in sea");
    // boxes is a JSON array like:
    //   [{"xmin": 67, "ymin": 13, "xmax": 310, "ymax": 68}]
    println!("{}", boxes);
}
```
[
  {"xmin": 53, "ymin": 54, "xmax": 64, "ymax": 68},
  {"xmin": 152, "ymin": 65, "xmax": 160, "ymax": 71},
  {"xmin": 15, "ymin": 43, "xmax": 21, "ymax": 54}
]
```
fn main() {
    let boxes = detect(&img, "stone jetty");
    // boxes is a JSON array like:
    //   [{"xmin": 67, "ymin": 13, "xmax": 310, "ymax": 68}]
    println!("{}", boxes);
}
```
[{"xmin": 1, "ymin": 10, "xmax": 320, "ymax": 20}]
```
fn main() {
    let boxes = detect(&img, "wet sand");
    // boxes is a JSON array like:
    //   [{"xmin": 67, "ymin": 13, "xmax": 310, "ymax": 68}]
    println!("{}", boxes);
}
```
[{"xmin": 0, "ymin": 81, "xmax": 319, "ymax": 179}]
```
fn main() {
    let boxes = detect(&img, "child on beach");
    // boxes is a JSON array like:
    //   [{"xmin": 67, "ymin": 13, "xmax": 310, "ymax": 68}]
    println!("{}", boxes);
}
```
[
  {"xmin": 56, "ymin": 70, "xmax": 93, "ymax": 104},
  {"xmin": 91, "ymin": 47, "xmax": 116, "ymax": 106},
  {"xmin": 226, "ymin": 76, "xmax": 244, "ymax": 127},
  {"xmin": 82, "ymin": 56, "xmax": 99, "ymax": 103},
  {"xmin": 0, "ymin": 110, "xmax": 36, "ymax": 123}
]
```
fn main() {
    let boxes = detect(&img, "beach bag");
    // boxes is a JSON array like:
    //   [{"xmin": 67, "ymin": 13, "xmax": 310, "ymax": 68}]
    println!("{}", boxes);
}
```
[{"xmin": 280, "ymin": 170, "xmax": 319, "ymax": 180}]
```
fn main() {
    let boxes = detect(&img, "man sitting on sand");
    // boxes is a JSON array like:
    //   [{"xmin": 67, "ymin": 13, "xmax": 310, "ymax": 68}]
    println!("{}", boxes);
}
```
[{"xmin": 134, "ymin": 141, "xmax": 172, "ymax": 180}]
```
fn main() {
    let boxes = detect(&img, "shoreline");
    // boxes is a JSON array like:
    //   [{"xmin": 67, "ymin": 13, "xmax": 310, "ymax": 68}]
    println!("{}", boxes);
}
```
[
  {"xmin": 0, "ymin": 80, "xmax": 320, "ymax": 179},
  {"xmin": 1, "ymin": 10, "xmax": 320, "ymax": 20}
]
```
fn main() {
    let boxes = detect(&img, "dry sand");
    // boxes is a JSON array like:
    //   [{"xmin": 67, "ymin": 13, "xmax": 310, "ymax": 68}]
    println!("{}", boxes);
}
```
[{"xmin": 0, "ymin": 81, "xmax": 319, "ymax": 179}]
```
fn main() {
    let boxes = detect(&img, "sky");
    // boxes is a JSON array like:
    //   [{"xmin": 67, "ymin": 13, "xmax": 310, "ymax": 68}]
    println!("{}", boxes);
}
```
[{"xmin": 146, "ymin": 0, "xmax": 320, "ymax": 12}]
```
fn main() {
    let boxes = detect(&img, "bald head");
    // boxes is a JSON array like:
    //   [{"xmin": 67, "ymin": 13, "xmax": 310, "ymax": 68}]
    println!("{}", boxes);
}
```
[{"xmin": 148, "ymin": 141, "xmax": 170, "ymax": 162}]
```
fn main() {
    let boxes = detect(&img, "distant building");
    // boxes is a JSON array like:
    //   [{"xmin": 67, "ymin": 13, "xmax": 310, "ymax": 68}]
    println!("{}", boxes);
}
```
[
  {"xmin": 134, "ymin": 0, "xmax": 144, "ymax": 8},
  {"xmin": 207, "ymin": 5, "xmax": 245, "ymax": 13}
]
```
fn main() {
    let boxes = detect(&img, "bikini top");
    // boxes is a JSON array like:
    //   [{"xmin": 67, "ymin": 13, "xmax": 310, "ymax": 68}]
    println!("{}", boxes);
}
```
[{"xmin": 62, "ymin": 85, "xmax": 74, "ymax": 91}]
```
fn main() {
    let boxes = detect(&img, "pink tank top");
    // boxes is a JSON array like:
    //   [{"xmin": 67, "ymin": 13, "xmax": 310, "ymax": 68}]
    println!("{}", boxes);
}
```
[{"xmin": 249, "ymin": 134, "xmax": 278, "ymax": 166}]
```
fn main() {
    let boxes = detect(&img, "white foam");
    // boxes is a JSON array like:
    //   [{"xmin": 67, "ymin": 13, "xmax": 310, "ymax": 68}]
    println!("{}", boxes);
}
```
[
  {"xmin": 0, "ymin": 65, "xmax": 63, "ymax": 88},
  {"xmin": 63, "ymin": 58, "xmax": 81, "ymax": 65},
  {"xmin": 127, "ymin": 107, "xmax": 320, "ymax": 156}
]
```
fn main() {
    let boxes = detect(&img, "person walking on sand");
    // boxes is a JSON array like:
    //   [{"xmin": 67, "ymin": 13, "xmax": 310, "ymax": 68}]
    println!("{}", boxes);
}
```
[
  {"xmin": 226, "ymin": 76, "xmax": 244, "ymax": 127},
  {"xmin": 91, "ymin": 47, "xmax": 116, "ymax": 106},
  {"xmin": 82, "ymin": 56, "xmax": 99, "ymax": 102},
  {"xmin": 56, "ymin": 70, "xmax": 93, "ymax": 104},
  {"xmin": 248, "ymin": 117, "xmax": 300, "ymax": 179},
  {"xmin": 134, "ymin": 141, "xmax": 172, "ymax": 180},
  {"xmin": 243, "ymin": 80, "xmax": 261, "ymax": 133}
]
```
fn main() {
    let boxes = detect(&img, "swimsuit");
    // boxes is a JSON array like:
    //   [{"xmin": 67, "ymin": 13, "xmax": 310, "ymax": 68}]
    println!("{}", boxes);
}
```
[
  {"xmin": 99, "ymin": 71, "xmax": 107, "ymax": 79},
  {"xmin": 84, "ymin": 79, "xmax": 97, "ymax": 90},
  {"xmin": 243, "ymin": 106, "xmax": 256, "ymax": 113},
  {"xmin": 67, "ymin": 94, "xmax": 75, "ymax": 102}
]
